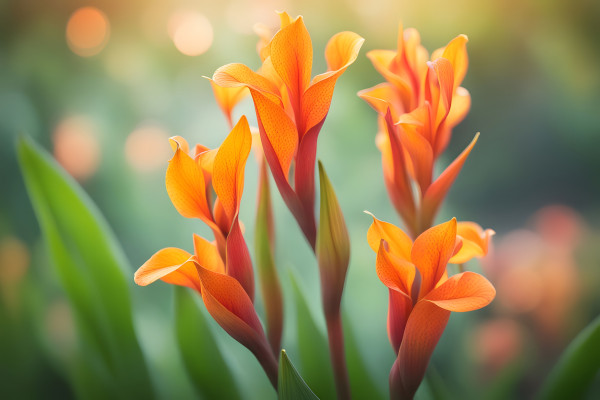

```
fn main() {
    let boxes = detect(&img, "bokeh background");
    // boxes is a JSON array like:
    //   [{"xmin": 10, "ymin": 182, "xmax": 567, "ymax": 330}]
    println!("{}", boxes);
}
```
[{"xmin": 1, "ymin": 0, "xmax": 599, "ymax": 398}]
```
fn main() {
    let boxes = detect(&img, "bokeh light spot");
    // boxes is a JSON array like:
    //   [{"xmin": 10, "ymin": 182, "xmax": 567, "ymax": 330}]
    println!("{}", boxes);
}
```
[
  {"xmin": 168, "ymin": 11, "xmax": 213, "ymax": 56},
  {"xmin": 53, "ymin": 116, "xmax": 101, "ymax": 181},
  {"xmin": 66, "ymin": 7, "xmax": 110, "ymax": 57},
  {"xmin": 125, "ymin": 125, "xmax": 172, "ymax": 172}
]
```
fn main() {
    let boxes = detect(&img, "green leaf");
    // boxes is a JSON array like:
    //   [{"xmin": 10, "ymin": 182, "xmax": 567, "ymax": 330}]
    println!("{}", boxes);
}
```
[
  {"xmin": 17, "ymin": 135, "xmax": 154, "ymax": 398},
  {"xmin": 537, "ymin": 314, "xmax": 600, "ymax": 400},
  {"xmin": 278, "ymin": 350, "xmax": 320, "ymax": 400},
  {"xmin": 343, "ymin": 315, "xmax": 385, "ymax": 400},
  {"xmin": 290, "ymin": 273, "xmax": 336, "ymax": 399},
  {"xmin": 174, "ymin": 286, "xmax": 241, "ymax": 400}
]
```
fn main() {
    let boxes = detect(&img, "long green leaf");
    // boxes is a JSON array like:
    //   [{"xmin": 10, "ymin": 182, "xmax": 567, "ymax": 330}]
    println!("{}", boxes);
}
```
[
  {"xmin": 17, "ymin": 135, "xmax": 154, "ymax": 398},
  {"xmin": 290, "ymin": 274, "xmax": 336, "ymax": 399},
  {"xmin": 174, "ymin": 286, "xmax": 241, "ymax": 400},
  {"xmin": 278, "ymin": 350, "xmax": 320, "ymax": 400},
  {"xmin": 537, "ymin": 314, "xmax": 600, "ymax": 400}
]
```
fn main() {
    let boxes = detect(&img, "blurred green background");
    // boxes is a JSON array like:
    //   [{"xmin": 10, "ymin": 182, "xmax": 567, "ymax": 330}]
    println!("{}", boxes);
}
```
[{"xmin": 1, "ymin": 0, "xmax": 599, "ymax": 398}]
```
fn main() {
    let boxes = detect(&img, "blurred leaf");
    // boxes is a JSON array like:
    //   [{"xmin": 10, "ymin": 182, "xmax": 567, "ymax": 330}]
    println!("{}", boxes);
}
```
[
  {"xmin": 343, "ymin": 314, "xmax": 385, "ymax": 400},
  {"xmin": 537, "ymin": 314, "xmax": 600, "ymax": 400},
  {"xmin": 278, "ymin": 350, "xmax": 319, "ymax": 400},
  {"xmin": 174, "ymin": 286, "xmax": 241, "ymax": 400},
  {"xmin": 290, "ymin": 273, "xmax": 336, "ymax": 399},
  {"xmin": 17, "ymin": 135, "xmax": 154, "ymax": 398}
]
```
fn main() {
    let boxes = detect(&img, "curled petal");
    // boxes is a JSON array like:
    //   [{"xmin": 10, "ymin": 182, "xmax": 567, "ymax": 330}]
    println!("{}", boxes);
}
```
[
  {"xmin": 432, "ymin": 34, "xmax": 468, "ymax": 91},
  {"xmin": 449, "ymin": 222, "xmax": 494, "ymax": 264},
  {"xmin": 367, "ymin": 49, "xmax": 412, "ymax": 107},
  {"xmin": 134, "ymin": 248, "xmax": 200, "ymax": 292},
  {"xmin": 213, "ymin": 63, "xmax": 281, "ymax": 103},
  {"xmin": 412, "ymin": 218, "xmax": 457, "ymax": 298},
  {"xmin": 166, "ymin": 137, "xmax": 211, "ymax": 222},
  {"xmin": 425, "ymin": 271, "xmax": 496, "ymax": 311},
  {"xmin": 358, "ymin": 83, "xmax": 403, "ymax": 120},
  {"xmin": 302, "ymin": 31, "xmax": 364, "ymax": 133},
  {"xmin": 366, "ymin": 213, "xmax": 413, "ymax": 260},
  {"xmin": 213, "ymin": 116, "xmax": 252, "ymax": 225}
]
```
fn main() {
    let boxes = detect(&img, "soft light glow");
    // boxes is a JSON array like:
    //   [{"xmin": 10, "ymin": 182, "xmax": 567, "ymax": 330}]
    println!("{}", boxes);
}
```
[
  {"xmin": 168, "ymin": 11, "xmax": 213, "ymax": 56},
  {"xmin": 53, "ymin": 116, "xmax": 101, "ymax": 181},
  {"xmin": 66, "ymin": 7, "xmax": 110, "ymax": 57},
  {"xmin": 125, "ymin": 125, "xmax": 171, "ymax": 172},
  {"xmin": 0, "ymin": 236, "xmax": 30, "ymax": 313}
]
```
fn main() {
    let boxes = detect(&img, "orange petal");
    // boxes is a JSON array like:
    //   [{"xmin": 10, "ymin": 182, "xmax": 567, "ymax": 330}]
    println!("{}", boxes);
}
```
[
  {"xmin": 367, "ymin": 49, "xmax": 412, "ymax": 107},
  {"xmin": 169, "ymin": 135, "xmax": 190, "ymax": 154},
  {"xmin": 449, "ymin": 222, "xmax": 495, "ymax": 264},
  {"xmin": 192, "ymin": 234, "xmax": 225, "ymax": 274},
  {"xmin": 207, "ymin": 78, "xmax": 249, "ymax": 127},
  {"xmin": 366, "ymin": 212, "xmax": 413, "ymax": 260},
  {"xmin": 213, "ymin": 116, "xmax": 252, "ymax": 225},
  {"xmin": 301, "ymin": 31, "xmax": 364, "ymax": 133},
  {"xmin": 396, "ymin": 123, "xmax": 433, "ymax": 195},
  {"xmin": 376, "ymin": 241, "xmax": 415, "ymax": 297},
  {"xmin": 425, "ymin": 271, "xmax": 496, "ymax": 311},
  {"xmin": 251, "ymin": 89, "xmax": 298, "ymax": 180},
  {"xmin": 358, "ymin": 83, "xmax": 403, "ymax": 120},
  {"xmin": 166, "ymin": 137, "xmax": 211, "ymax": 222},
  {"xmin": 395, "ymin": 300, "xmax": 450, "ymax": 399},
  {"xmin": 134, "ymin": 248, "xmax": 200, "ymax": 292},
  {"xmin": 421, "ymin": 133, "xmax": 478, "ymax": 228},
  {"xmin": 412, "ymin": 218, "xmax": 457, "ymax": 298},
  {"xmin": 388, "ymin": 289, "xmax": 413, "ymax": 354},
  {"xmin": 433, "ymin": 34, "xmax": 468, "ymax": 91},
  {"xmin": 196, "ymin": 264, "xmax": 269, "ymax": 361},
  {"xmin": 213, "ymin": 63, "xmax": 281, "ymax": 104},
  {"xmin": 428, "ymin": 58, "xmax": 454, "ymax": 118},
  {"xmin": 270, "ymin": 16, "xmax": 312, "ymax": 97},
  {"xmin": 434, "ymin": 87, "xmax": 471, "ymax": 157}
]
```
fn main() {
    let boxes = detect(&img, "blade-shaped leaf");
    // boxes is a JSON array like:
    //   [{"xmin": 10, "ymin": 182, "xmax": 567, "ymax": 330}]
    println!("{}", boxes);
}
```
[
  {"xmin": 174, "ymin": 286, "xmax": 241, "ymax": 400},
  {"xmin": 537, "ymin": 314, "xmax": 600, "ymax": 400},
  {"xmin": 290, "ymin": 273, "xmax": 336, "ymax": 399},
  {"xmin": 278, "ymin": 350, "xmax": 320, "ymax": 400},
  {"xmin": 17, "ymin": 135, "xmax": 154, "ymax": 398}
]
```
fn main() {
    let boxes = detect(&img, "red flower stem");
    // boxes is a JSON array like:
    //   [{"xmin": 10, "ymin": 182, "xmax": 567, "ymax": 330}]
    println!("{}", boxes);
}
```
[
  {"xmin": 254, "ymin": 342, "xmax": 279, "ymax": 390},
  {"xmin": 326, "ymin": 310, "xmax": 351, "ymax": 400}
]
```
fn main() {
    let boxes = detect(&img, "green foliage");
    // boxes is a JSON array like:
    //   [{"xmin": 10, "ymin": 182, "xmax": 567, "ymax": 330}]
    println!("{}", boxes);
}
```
[
  {"xmin": 537, "ymin": 314, "xmax": 600, "ymax": 400},
  {"xmin": 278, "ymin": 350, "xmax": 319, "ymax": 400},
  {"xmin": 174, "ymin": 286, "xmax": 241, "ymax": 400},
  {"xmin": 17, "ymin": 135, "xmax": 154, "ymax": 399}
]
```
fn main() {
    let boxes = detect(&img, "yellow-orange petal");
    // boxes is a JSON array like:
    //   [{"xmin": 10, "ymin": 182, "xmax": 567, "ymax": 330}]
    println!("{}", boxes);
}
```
[
  {"xmin": 428, "ymin": 58, "xmax": 454, "ymax": 116},
  {"xmin": 270, "ymin": 15, "xmax": 312, "ymax": 97},
  {"xmin": 193, "ymin": 234, "xmax": 225, "ymax": 274},
  {"xmin": 169, "ymin": 135, "xmax": 190, "ymax": 155},
  {"xmin": 412, "ymin": 218, "xmax": 457, "ymax": 298},
  {"xmin": 366, "ymin": 212, "xmax": 413, "ymax": 260},
  {"xmin": 396, "ymin": 123, "xmax": 433, "ymax": 195},
  {"xmin": 250, "ymin": 89, "xmax": 298, "ymax": 180},
  {"xmin": 207, "ymin": 78, "xmax": 249, "ymax": 126},
  {"xmin": 425, "ymin": 271, "xmax": 496, "ymax": 311},
  {"xmin": 301, "ymin": 31, "xmax": 364, "ymax": 133},
  {"xmin": 166, "ymin": 137, "xmax": 211, "ymax": 221},
  {"xmin": 212, "ymin": 116, "xmax": 252, "ymax": 224},
  {"xmin": 367, "ymin": 49, "xmax": 412, "ymax": 107},
  {"xmin": 421, "ymin": 133, "xmax": 479, "ymax": 228},
  {"xmin": 376, "ymin": 241, "xmax": 415, "ymax": 297},
  {"xmin": 134, "ymin": 248, "xmax": 200, "ymax": 291},
  {"xmin": 213, "ymin": 63, "xmax": 280, "ymax": 104},
  {"xmin": 449, "ymin": 222, "xmax": 495, "ymax": 264},
  {"xmin": 358, "ymin": 83, "xmax": 402, "ymax": 120},
  {"xmin": 432, "ymin": 34, "xmax": 468, "ymax": 91}
]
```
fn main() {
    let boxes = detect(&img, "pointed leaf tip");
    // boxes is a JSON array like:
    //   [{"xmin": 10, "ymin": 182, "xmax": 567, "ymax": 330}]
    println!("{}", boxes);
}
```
[{"xmin": 278, "ymin": 350, "xmax": 320, "ymax": 400}]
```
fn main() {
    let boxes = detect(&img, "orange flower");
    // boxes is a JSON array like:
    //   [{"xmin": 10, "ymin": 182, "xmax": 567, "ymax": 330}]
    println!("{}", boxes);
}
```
[
  {"xmin": 134, "ymin": 116, "xmax": 279, "ymax": 386},
  {"xmin": 213, "ymin": 12, "xmax": 364, "ymax": 248},
  {"xmin": 367, "ymin": 215, "xmax": 495, "ymax": 399},
  {"xmin": 359, "ymin": 26, "xmax": 476, "ymax": 236}
]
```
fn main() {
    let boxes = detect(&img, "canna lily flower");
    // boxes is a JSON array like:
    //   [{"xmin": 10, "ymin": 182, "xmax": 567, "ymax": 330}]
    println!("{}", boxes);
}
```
[
  {"xmin": 449, "ymin": 221, "xmax": 495, "ymax": 265},
  {"xmin": 359, "ymin": 26, "xmax": 476, "ymax": 236},
  {"xmin": 134, "ymin": 115, "xmax": 280, "ymax": 387},
  {"xmin": 366, "ymin": 215, "xmax": 495, "ymax": 399},
  {"xmin": 207, "ymin": 78, "xmax": 249, "ymax": 129},
  {"xmin": 213, "ymin": 12, "xmax": 364, "ymax": 249}
]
